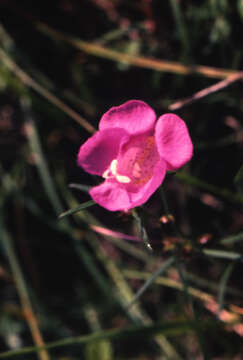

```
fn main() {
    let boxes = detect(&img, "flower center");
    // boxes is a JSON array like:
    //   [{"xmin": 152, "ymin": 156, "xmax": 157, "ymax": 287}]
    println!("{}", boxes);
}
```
[
  {"xmin": 102, "ymin": 159, "xmax": 131, "ymax": 183},
  {"xmin": 102, "ymin": 136, "xmax": 159, "ymax": 187}
]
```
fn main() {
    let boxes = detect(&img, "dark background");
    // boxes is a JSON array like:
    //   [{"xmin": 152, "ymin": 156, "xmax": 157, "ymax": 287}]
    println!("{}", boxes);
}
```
[{"xmin": 1, "ymin": 1, "xmax": 243, "ymax": 359}]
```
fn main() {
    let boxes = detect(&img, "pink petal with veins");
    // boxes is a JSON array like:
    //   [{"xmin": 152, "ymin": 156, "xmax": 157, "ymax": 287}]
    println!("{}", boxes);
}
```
[
  {"xmin": 90, "ymin": 180, "xmax": 131, "ymax": 211},
  {"xmin": 77, "ymin": 128, "xmax": 128, "ymax": 176},
  {"xmin": 99, "ymin": 100, "xmax": 156, "ymax": 135},
  {"xmin": 155, "ymin": 113, "xmax": 193, "ymax": 171}
]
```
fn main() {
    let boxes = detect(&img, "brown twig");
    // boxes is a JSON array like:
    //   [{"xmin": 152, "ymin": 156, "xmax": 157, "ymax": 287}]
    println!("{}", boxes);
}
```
[
  {"xmin": 169, "ymin": 71, "xmax": 243, "ymax": 111},
  {"xmin": 0, "ymin": 48, "xmax": 96, "ymax": 134},
  {"xmin": 37, "ymin": 22, "xmax": 236, "ymax": 80}
]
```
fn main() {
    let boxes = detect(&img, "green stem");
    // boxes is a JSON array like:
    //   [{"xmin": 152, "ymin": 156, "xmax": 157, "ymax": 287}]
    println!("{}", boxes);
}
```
[
  {"xmin": 0, "ymin": 320, "xmax": 204, "ymax": 359},
  {"xmin": 132, "ymin": 209, "xmax": 152, "ymax": 251},
  {"xmin": 127, "ymin": 256, "xmax": 176, "ymax": 309}
]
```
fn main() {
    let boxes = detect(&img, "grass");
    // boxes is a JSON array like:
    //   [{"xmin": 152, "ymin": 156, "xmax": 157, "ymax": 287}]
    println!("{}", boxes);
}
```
[{"xmin": 1, "ymin": 1, "xmax": 243, "ymax": 359}]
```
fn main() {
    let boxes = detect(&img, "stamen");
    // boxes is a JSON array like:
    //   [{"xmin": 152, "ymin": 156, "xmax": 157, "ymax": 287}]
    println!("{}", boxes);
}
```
[
  {"xmin": 102, "ymin": 159, "xmax": 131, "ymax": 183},
  {"xmin": 102, "ymin": 168, "xmax": 111, "ymax": 179},
  {"xmin": 110, "ymin": 159, "xmax": 118, "ymax": 175},
  {"xmin": 116, "ymin": 174, "xmax": 131, "ymax": 183}
]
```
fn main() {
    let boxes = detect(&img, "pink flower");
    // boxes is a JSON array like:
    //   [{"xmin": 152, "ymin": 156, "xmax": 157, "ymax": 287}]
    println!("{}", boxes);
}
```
[{"xmin": 77, "ymin": 100, "xmax": 193, "ymax": 211}]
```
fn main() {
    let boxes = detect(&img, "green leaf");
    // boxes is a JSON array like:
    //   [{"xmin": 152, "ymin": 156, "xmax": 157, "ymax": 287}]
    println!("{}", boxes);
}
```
[{"xmin": 58, "ymin": 200, "xmax": 95, "ymax": 219}]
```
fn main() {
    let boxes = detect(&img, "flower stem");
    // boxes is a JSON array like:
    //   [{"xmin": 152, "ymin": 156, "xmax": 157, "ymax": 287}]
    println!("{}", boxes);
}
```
[{"xmin": 132, "ymin": 209, "xmax": 152, "ymax": 251}]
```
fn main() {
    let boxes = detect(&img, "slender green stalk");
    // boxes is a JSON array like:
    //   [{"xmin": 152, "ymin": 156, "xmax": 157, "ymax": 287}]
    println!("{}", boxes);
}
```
[
  {"xmin": 220, "ymin": 232, "xmax": 243, "ymax": 245},
  {"xmin": 127, "ymin": 256, "xmax": 176, "ymax": 309},
  {"xmin": 58, "ymin": 200, "xmax": 95, "ymax": 219},
  {"xmin": 218, "ymin": 263, "xmax": 235, "ymax": 314},
  {"xmin": 0, "ymin": 321, "xmax": 208, "ymax": 359},
  {"xmin": 21, "ymin": 97, "xmax": 64, "ymax": 215},
  {"xmin": 123, "ymin": 269, "xmax": 214, "ymax": 303},
  {"xmin": 202, "ymin": 248, "xmax": 242, "ymax": 261},
  {"xmin": 132, "ymin": 209, "xmax": 152, "ymax": 251}
]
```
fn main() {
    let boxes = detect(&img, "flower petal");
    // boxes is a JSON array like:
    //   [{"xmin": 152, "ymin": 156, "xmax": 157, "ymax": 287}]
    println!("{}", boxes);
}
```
[
  {"xmin": 155, "ymin": 114, "xmax": 193, "ymax": 171},
  {"xmin": 77, "ymin": 128, "xmax": 128, "ymax": 175},
  {"xmin": 99, "ymin": 100, "xmax": 156, "ymax": 135},
  {"xmin": 90, "ymin": 159, "xmax": 166, "ymax": 211},
  {"xmin": 127, "ymin": 158, "xmax": 166, "ymax": 208},
  {"xmin": 90, "ymin": 180, "xmax": 131, "ymax": 211}
]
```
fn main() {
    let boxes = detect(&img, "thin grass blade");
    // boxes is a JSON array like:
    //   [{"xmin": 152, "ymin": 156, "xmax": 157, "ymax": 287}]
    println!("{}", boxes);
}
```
[
  {"xmin": 69, "ymin": 183, "xmax": 92, "ymax": 192},
  {"xmin": 58, "ymin": 200, "xmax": 95, "ymax": 219},
  {"xmin": 202, "ymin": 248, "xmax": 242, "ymax": 261},
  {"xmin": 218, "ymin": 263, "xmax": 235, "ymax": 314},
  {"xmin": 220, "ymin": 232, "xmax": 243, "ymax": 245},
  {"xmin": 127, "ymin": 256, "xmax": 176, "ymax": 309},
  {"xmin": 0, "ymin": 320, "xmax": 212, "ymax": 359}
]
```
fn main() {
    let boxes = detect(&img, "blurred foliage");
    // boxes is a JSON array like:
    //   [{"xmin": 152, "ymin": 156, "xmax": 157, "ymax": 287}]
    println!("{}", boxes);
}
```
[{"xmin": 1, "ymin": 1, "xmax": 243, "ymax": 359}]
